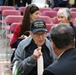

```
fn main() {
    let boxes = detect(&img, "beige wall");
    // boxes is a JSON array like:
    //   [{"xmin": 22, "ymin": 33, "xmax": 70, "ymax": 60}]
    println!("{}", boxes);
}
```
[{"xmin": 69, "ymin": 0, "xmax": 74, "ymax": 4}]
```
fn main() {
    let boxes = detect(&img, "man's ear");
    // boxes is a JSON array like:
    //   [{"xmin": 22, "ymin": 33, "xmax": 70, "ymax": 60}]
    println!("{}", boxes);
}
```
[
  {"xmin": 52, "ymin": 42, "xmax": 56, "ymax": 50},
  {"xmin": 52, "ymin": 42, "xmax": 60, "ymax": 56},
  {"xmin": 52, "ymin": 42, "xmax": 58, "ymax": 54}
]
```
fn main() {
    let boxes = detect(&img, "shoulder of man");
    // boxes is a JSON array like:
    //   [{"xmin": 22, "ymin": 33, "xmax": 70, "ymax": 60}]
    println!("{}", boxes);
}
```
[{"xmin": 18, "ymin": 36, "xmax": 32, "ymax": 48}]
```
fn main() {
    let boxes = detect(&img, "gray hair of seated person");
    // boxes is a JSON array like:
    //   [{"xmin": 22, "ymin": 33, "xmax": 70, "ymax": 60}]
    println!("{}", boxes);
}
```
[
  {"xmin": 57, "ymin": 8, "xmax": 72, "ymax": 21},
  {"xmin": 50, "ymin": 23, "xmax": 75, "ymax": 49}
]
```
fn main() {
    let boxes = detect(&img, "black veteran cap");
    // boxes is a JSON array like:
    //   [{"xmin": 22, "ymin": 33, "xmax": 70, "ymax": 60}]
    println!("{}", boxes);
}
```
[{"xmin": 30, "ymin": 19, "xmax": 47, "ymax": 34}]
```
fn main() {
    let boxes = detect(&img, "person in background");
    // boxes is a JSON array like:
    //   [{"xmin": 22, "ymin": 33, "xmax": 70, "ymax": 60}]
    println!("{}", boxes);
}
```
[
  {"xmin": 0, "ymin": 0, "xmax": 3, "ymax": 6},
  {"xmin": 52, "ymin": 0, "xmax": 69, "ymax": 8},
  {"xmin": 47, "ymin": 8, "xmax": 76, "ymax": 41},
  {"xmin": 47, "ymin": 0, "xmax": 51, "ymax": 7},
  {"xmin": 43, "ymin": 23, "xmax": 76, "ymax": 75},
  {"xmin": 16, "ymin": 0, "xmax": 32, "ymax": 7},
  {"xmin": 72, "ymin": 0, "xmax": 76, "ymax": 7},
  {"xmin": 12, "ymin": 19, "xmax": 57, "ymax": 75},
  {"xmin": 57, "ymin": 8, "xmax": 76, "ymax": 46},
  {"xmin": 51, "ymin": 0, "xmax": 57, "ymax": 8},
  {"xmin": 22, "ymin": 0, "xmax": 31, "ymax": 6},
  {"xmin": 57, "ymin": 0, "xmax": 69, "ymax": 7},
  {"xmin": 10, "ymin": 4, "xmax": 40, "ymax": 48},
  {"xmin": 10, "ymin": 4, "xmax": 40, "ymax": 62},
  {"xmin": 3, "ymin": 0, "xmax": 13, "ymax": 6}
]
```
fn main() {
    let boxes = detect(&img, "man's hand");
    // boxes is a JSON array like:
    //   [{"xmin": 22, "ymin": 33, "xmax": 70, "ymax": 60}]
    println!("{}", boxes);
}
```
[{"xmin": 33, "ymin": 47, "xmax": 42, "ymax": 60}]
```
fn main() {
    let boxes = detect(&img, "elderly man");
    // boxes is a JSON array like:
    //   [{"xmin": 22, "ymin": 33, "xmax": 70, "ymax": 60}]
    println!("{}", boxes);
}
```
[
  {"xmin": 12, "ymin": 19, "xmax": 57, "ymax": 75},
  {"xmin": 43, "ymin": 23, "xmax": 76, "ymax": 75}
]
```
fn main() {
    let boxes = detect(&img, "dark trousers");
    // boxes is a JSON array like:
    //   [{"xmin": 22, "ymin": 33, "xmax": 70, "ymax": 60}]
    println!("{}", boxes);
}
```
[
  {"xmin": 3, "ymin": 0, "xmax": 14, "ymax": 6},
  {"xmin": 54, "ymin": 0, "xmax": 69, "ymax": 7}
]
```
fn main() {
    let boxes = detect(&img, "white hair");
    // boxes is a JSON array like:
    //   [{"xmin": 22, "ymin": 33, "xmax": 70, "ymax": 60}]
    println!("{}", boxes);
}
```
[{"xmin": 57, "ymin": 8, "xmax": 72, "ymax": 21}]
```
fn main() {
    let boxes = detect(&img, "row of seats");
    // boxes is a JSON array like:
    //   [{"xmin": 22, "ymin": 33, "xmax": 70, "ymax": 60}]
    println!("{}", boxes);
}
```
[
  {"xmin": 2, "ymin": 9, "xmax": 76, "ymax": 22},
  {"xmin": 18, "ymin": 7, "xmax": 76, "ymax": 16},
  {"xmin": 1, "ymin": 6, "xmax": 76, "ymax": 18},
  {"xmin": 0, "ymin": 6, "xmax": 76, "ymax": 61},
  {"xmin": 1, "ymin": 11, "xmax": 76, "ymax": 38},
  {"xmin": 5, "ymin": 15, "xmax": 76, "ymax": 43},
  {"xmin": 1, "ymin": 6, "xmax": 76, "ymax": 13},
  {"xmin": 3, "ymin": 15, "xmax": 76, "ymax": 43},
  {"xmin": 1, "ymin": 6, "xmax": 76, "ymax": 32},
  {"xmin": 0, "ymin": 6, "xmax": 52, "ymax": 15},
  {"xmin": 53, "ymin": 7, "xmax": 76, "ymax": 12},
  {"xmin": 1, "ymin": 6, "xmax": 76, "ymax": 41}
]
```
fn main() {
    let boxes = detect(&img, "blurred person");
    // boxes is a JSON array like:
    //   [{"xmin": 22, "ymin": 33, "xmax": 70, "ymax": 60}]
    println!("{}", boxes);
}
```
[
  {"xmin": 47, "ymin": 8, "xmax": 76, "ymax": 40},
  {"xmin": 57, "ymin": 0, "xmax": 69, "ymax": 7},
  {"xmin": 31, "ymin": 0, "xmax": 48, "ymax": 8},
  {"xmin": 57, "ymin": 8, "xmax": 72, "ymax": 23},
  {"xmin": 10, "ymin": 4, "xmax": 40, "ymax": 48},
  {"xmin": 22, "ymin": 0, "xmax": 31, "ymax": 6},
  {"xmin": 57, "ymin": 8, "xmax": 76, "ymax": 46},
  {"xmin": 16, "ymin": 0, "xmax": 32, "ymax": 7},
  {"xmin": 71, "ymin": 0, "xmax": 76, "ymax": 7},
  {"xmin": 0, "ymin": 0, "xmax": 3, "ymax": 6},
  {"xmin": 52, "ymin": 0, "xmax": 58, "ymax": 8},
  {"xmin": 47, "ymin": 0, "xmax": 51, "ymax": 7},
  {"xmin": 10, "ymin": 4, "xmax": 40, "ymax": 62},
  {"xmin": 52, "ymin": 0, "xmax": 69, "ymax": 8},
  {"xmin": 43, "ymin": 23, "xmax": 76, "ymax": 75},
  {"xmin": 12, "ymin": 19, "xmax": 57, "ymax": 75},
  {"xmin": 3, "ymin": 0, "xmax": 13, "ymax": 6}
]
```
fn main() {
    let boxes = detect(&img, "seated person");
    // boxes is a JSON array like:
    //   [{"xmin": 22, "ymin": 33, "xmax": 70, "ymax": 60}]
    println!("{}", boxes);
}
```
[
  {"xmin": 10, "ymin": 4, "xmax": 40, "ymax": 62},
  {"xmin": 10, "ymin": 4, "xmax": 40, "ymax": 48},
  {"xmin": 57, "ymin": 8, "xmax": 76, "ymax": 46}
]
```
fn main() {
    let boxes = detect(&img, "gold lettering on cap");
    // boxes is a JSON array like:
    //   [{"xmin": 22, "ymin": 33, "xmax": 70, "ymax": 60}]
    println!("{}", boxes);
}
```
[{"xmin": 34, "ymin": 21, "xmax": 44, "ymax": 27}]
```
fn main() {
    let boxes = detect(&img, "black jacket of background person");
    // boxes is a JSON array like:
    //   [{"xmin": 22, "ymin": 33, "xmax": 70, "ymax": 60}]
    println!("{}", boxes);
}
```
[
  {"xmin": 43, "ymin": 48, "xmax": 76, "ymax": 75},
  {"xmin": 70, "ymin": 22, "xmax": 76, "ymax": 37},
  {"xmin": 70, "ymin": 22, "xmax": 76, "ymax": 46}
]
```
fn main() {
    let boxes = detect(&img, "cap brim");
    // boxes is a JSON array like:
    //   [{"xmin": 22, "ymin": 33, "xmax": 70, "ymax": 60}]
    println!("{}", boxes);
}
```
[{"xmin": 32, "ymin": 28, "xmax": 47, "ymax": 34}]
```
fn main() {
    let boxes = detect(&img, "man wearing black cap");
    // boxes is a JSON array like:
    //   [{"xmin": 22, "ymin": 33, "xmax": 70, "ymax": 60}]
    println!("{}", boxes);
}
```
[{"xmin": 12, "ymin": 19, "xmax": 57, "ymax": 75}]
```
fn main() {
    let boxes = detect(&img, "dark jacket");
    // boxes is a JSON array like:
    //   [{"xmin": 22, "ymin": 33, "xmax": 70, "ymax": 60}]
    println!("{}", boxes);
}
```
[
  {"xmin": 70, "ymin": 22, "xmax": 76, "ymax": 46},
  {"xmin": 70, "ymin": 22, "xmax": 76, "ymax": 38},
  {"xmin": 53, "ymin": 0, "xmax": 69, "ymax": 7},
  {"xmin": 12, "ymin": 36, "xmax": 57, "ymax": 75},
  {"xmin": 43, "ymin": 48, "xmax": 76, "ymax": 75}
]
